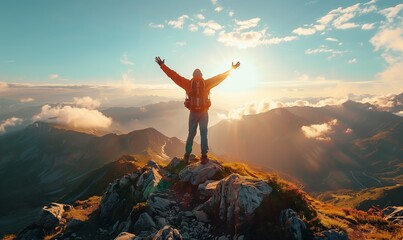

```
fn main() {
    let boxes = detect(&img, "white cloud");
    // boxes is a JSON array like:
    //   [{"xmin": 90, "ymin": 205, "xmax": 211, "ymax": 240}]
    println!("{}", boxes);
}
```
[
  {"xmin": 218, "ymin": 29, "xmax": 266, "ymax": 48},
  {"xmin": 0, "ymin": 117, "xmax": 23, "ymax": 133},
  {"xmin": 19, "ymin": 97, "xmax": 35, "ymax": 103},
  {"xmin": 379, "ymin": 4, "xmax": 403, "ymax": 23},
  {"xmin": 120, "ymin": 53, "xmax": 134, "ymax": 66},
  {"xmin": 361, "ymin": 5, "xmax": 377, "ymax": 14},
  {"xmin": 149, "ymin": 22, "xmax": 164, "ymax": 29},
  {"xmin": 301, "ymin": 119, "xmax": 338, "ymax": 141},
  {"xmin": 371, "ymin": 28, "xmax": 403, "ymax": 52},
  {"xmin": 168, "ymin": 15, "xmax": 189, "ymax": 29},
  {"xmin": 333, "ymin": 12, "xmax": 359, "ymax": 29},
  {"xmin": 377, "ymin": 60, "xmax": 403, "ymax": 85},
  {"xmin": 235, "ymin": 18, "xmax": 261, "ymax": 31},
  {"xmin": 362, "ymin": 23, "xmax": 375, "ymax": 30},
  {"xmin": 203, "ymin": 28, "xmax": 216, "ymax": 36},
  {"xmin": 325, "ymin": 37, "xmax": 338, "ymax": 42},
  {"xmin": 196, "ymin": 14, "xmax": 205, "ymax": 20},
  {"xmin": 364, "ymin": 0, "xmax": 377, "ymax": 6},
  {"xmin": 305, "ymin": 45, "xmax": 346, "ymax": 58},
  {"xmin": 199, "ymin": 20, "xmax": 223, "ymax": 36},
  {"xmin": 262, "ymin": 36, "xmax": 298, "ymax": 45},
  {"xmin": 211, "ymin": 0, "xmax": 217, "ymax": 5},
  {"xmin": 198, "ymin": 20, "xmax": 223, "ymax": 30},
  {"xmin": 394, "ymin": 111, "xmax": 403, "ymax": 117},
  {"xmin": 359, "ymin": 93, "xmax": 398, "ymax": 109},
  {"xmin": 215, "ymin": 6, "xmax": 223, "ymax": 12},
  {"xmin": 176, "ymin": 41, "xmax": 187, "ymax": 46},
  {"xmin": 73, "ymin": 96, "xmax": 101, "ymax": 109},
  {"xmin": 49, "ymin": 74, "xmax": 59, "ymax": 80},
  {"xmin": 229, "ymin": 11, "xmax": 235, "ymax": 17},
  {"xmin": 293, "ymin": 27, "xmax": 316, "ymax": 36},
  {"xmin": 33, "ymin": 105, "xmax": 112, "ymax": 129},
  {"xmin": 188, "ymin": 24, "xmax": 198, "ymax": 32},
  {"xmin": 348, "ymin": 58, "xmax": 357, "ymax": 64}
]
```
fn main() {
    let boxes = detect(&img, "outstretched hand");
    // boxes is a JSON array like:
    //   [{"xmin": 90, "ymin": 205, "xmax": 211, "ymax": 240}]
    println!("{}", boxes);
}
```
[
  {"xmin": 155, "ymin": 56, "xmax": 165, "ymax": 66},
  {"xmin": 232, "ymin": 61, "xmax": 240, "ymax": 69}
]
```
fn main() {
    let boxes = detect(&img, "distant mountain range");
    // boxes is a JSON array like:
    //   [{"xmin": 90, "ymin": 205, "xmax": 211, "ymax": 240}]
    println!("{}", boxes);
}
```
[
  {"xmin": 0, "ymin": 123, "xmax": 197, "ymax": 233},
  {"xmin": 209, "ymin": 100, "xmax": 403, "ymax": 192}
]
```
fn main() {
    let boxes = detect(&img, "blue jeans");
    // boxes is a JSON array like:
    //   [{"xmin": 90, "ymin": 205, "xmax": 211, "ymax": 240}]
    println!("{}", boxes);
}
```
[{"xmin": 185, "ymin": 111, "xmax": 208, "ymax": 155}]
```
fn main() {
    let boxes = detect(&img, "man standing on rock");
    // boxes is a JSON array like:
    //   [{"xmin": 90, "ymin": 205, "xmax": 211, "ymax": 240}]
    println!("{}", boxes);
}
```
[{"xmin": 155, "ymin": 56, "xmax": 240, "ymax": 164}]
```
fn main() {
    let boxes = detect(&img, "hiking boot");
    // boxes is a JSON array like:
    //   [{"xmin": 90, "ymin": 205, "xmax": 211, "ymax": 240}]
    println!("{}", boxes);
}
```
[
  {"xmin": 183, "ymin": 153, "xmax": 190, "ymax": 164},
  {"xmin": 201, "ymin": 154, "xmax": 209, "ymax": 165}
]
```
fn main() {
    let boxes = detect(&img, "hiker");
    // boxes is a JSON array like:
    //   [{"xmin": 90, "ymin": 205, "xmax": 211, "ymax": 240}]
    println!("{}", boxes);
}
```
[{"xmin": 155, "ymin": 56, "xmax": 240, "ymax": 164}]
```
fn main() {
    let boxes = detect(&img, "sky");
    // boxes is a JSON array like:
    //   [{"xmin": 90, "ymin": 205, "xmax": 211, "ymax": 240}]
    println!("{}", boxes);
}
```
[{"xmin": 0, "ymin": 0, "xmax": 402, "ymax": 109}]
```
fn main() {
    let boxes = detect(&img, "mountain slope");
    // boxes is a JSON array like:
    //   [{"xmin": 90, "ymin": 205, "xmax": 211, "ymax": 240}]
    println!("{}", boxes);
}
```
[
  {"xmin": 12, "ymin": 157, "xmax": 403, "ymax": 240},
  {"xmin": 209, "ymin": 101, "xmax": 403, "ymax": 192},
  {"xmin": 0, "ymin": 123, "xmax": 195, "ymax": 234}
]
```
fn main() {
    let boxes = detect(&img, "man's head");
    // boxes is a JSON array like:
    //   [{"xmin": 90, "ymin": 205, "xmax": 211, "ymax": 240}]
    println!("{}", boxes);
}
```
[{"xmin": 193, "ymin": 69, "xmax": 203, "ymax": 78}]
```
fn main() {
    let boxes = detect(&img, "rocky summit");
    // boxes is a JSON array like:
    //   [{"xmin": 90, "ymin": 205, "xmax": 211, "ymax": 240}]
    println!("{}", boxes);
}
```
[{"xmin": 12, "ymin": 157, "xmax": 403, "ymax": 240}]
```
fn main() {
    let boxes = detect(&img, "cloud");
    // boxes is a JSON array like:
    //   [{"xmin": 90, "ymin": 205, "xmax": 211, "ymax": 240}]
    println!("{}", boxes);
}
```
[
  {"xmin": 168, "ymin": 15, "xmax": 189, "ymax": 29},
  {"xmin": 19, "ymin": 97, "xmax": 35, "ymax": 103},
  {"xmin": 120, "ymin": 53, "xmax": 134, "ymax": 66},
  {"xmin": 218, "ymin": 29, "xmax": 266, "ymax": 48},
  {"xmin": 348, "ymin": 58, "xmax": 357, "ymax": 64},
  {"xmin": 229, "ymin": 11, "xmax": 235, "ymax": 17},
  {"xmin": 305, "ymin": 45, "xmax": 346, "ymax": 58},
  {"xmin": 196, "ymin": 14, "xmax": 205, "ymax": 20},
  {"xmin": 235, "ymin": 18, "xmax": 261, "ymax": 31},
  {"xmin": 215, "ymin": 6, "xmax": 223, "ymax": 12},
  {"xmin": 333, "ymin": 12, "xmax": 359, "ymax": 29},
  {"xmin": 149, "ymin": 22, "xmax": 164, "ymax": 29},
  {"xmin": 33, "ymin": 105, "xmax": 112, "ymax": 129},
  {"xmin": 371, "ymin": 28, "xmax": 403, "ymax": 52},
  {"xmin": 211, "ymin": 0, "xmax": 217, "ymax": 5},
  {"xmin": 325, "ymin": 37, "xmax": 339, "ymax": 42},
  {"xmin": 49, "ymin": 74, "xmax": 59, "ymax": 80},
  {"xmin": 301, "ymin": 119, "xmax": 338, "ymax": 141},
  {"xmin": 362, "ymin": 23, "xmax": 375, "ymax": 30},
  {"xmin": 0, "ymin": 117, "xmax": 23, "ymax": 133},
  {"xmin": 394, "ymin": 111, "xmax": 403, "ymax": 117},
  {"xmin": 218, "ymin": 97, "xmax": 348, "ymax": 120},
  {"xmin": 379, "ymin": 4, "xmax": 403, "ymax": 23},
  {"xmin": 359, "ymin": 93, "xmax": 398, "ymax": 109},
  {"xmin": 188, "ymin": 24, "xmax": 198, "ymax": 32},
  {"xmin": 198, "ymin": 20, "xmax": 223, "ymax": 36},
  {"xmin": 293, "ymin": 27, "xmax": 316, "ymax": 36},
  {"xmin": 73, "ymin": 96, "xmax": 101, "ymax": 109}
]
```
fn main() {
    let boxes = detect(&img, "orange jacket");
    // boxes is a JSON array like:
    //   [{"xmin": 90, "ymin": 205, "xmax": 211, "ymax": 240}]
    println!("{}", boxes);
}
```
[{"xmin": 160, "ymin": 64, "xmax": 231, "ymax": 93}]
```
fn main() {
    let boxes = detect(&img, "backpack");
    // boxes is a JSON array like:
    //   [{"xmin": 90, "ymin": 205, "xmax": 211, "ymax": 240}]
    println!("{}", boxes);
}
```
[{"xmin": 184, "ymin": 79, "xmax": 211, "ymax": 111}]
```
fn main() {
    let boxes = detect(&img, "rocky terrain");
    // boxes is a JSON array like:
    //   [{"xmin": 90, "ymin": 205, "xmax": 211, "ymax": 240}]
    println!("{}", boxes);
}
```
[{"xmin": 9, "ymin": 157, "xmax": 402, "ymax": 240}]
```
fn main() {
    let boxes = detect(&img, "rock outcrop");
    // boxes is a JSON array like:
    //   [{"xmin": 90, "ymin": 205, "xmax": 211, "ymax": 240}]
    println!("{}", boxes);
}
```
[
  {"xmin": 198, "ymin": 173, "xmax": 272, "ymax": 232},
  {"xmin": 280, "ymin": 208, "xmax": 307, "ymax": 240},
  {"xmin": 17, "ymin": 203, "xmax": 72, "ymax": 240},
  {"xmin": 179, "ymin": 159, "xmax": 225, "ymax": 185},
  {"xmin": 314, "ymin": 230, "xmax": 348, "ymax": 240}
]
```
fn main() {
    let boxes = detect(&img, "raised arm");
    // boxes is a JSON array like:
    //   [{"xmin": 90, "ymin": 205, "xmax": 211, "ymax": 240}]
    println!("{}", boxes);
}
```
[
  {"xmin": 155, "ymin": 56, "xmax": 190, "ymax": 91},
  {"xmin": 205, "ymin": 61, "xmax": 240, "ymax": 90}
]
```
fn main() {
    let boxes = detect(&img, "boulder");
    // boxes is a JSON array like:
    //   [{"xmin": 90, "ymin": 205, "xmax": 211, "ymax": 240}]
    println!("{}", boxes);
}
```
[
  {"xmin": 136, "ymin": 162, "xmax": 163, "ymax": 200},
  {"xmin": 198, "ymin": 180, "xmax": 220, "ymax": 196},
  {"xmin": 179, "ymin": 160, "xmax": 225, "ymax": 185},
  {"xmin": 38, "ymin": 202, "xmax": 72, "ymax": 232},
  {"xmin": 152, "ymin": 225, "xmax": 183, "ymax": 240},
  {"xmin": 199, "ymin": 174, "xmax": 272, "ymax": 230},
  {"xmin": 148, "ymin": 195, "xmax": 175, "ymax": 213},
  {"xmin": 382, "ymin": 206, "xmax": 403, "ymax": 224},
  {"xmin": 133, "ymin": 212, "xmax": 157, "ymax": 232},
  {"xmin": 279, "ymin": 208, "xmax": 306, "ymax": 240},
  {"xmin": 99, "ymin": 161, "xmax": 162, "ymax": 221},
  {"xmin": 114, "ymin": 232, "xmax": 137, "ymax": 240}
]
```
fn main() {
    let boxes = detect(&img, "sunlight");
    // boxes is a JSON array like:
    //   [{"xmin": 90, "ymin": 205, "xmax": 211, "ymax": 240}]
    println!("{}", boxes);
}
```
[{"xmin": 210, "ymin": 58, "xmax": 261, "ymax": 91}]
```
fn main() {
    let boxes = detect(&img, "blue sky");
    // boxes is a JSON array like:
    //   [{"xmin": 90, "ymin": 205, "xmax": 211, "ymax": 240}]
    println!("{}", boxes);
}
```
[{"xmin": 0, "ymin": 0, "xmax": 402, "ymax": 103}]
